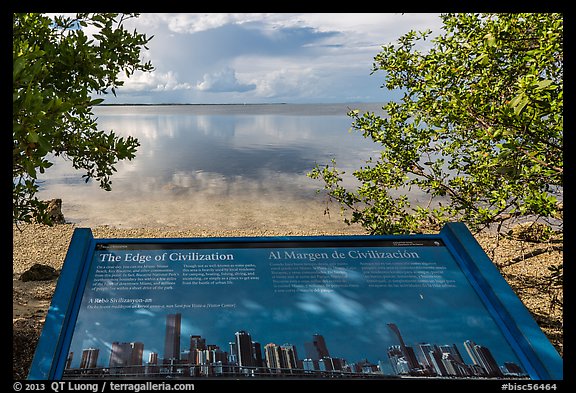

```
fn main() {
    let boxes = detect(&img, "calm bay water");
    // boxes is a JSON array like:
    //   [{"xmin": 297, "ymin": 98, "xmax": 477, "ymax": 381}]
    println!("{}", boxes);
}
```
[{"xmin": 36, "ymin": 103, "xmax": 386, "ymax": 230}]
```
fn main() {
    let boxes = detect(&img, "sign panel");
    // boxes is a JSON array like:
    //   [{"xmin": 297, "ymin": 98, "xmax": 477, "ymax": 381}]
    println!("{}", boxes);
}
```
[{"xmin": 28, "ymin": 223, "xmax": 562, "ymax": 380}]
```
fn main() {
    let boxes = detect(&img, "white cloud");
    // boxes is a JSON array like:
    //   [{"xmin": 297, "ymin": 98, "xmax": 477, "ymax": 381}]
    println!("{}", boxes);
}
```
[
  {"xmin": 107, "ymin": 13, "xmax": 444, "ymax": 103},
  {"xmin": 136, "ymin": 13, "xmax": 280, "ymax": 34},
  {"xmin": 251, "ymin": 67, "xmax": 321, "ymax": 99},
  {"xmin": 195, "ymin": 67, "xmax": 256, "ymax": 93},
  {"xmin": 119, "ymin": 70, "xmax": 193, "ymax": 92}
]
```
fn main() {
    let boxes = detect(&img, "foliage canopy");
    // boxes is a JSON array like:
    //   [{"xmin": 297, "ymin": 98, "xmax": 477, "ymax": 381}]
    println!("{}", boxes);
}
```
[
  {"xmin": 13, "ymin": 13, "xmax": 154, "ymax": 225},
  {"xmin": 309, "ymin": 13, "xmax": 563, "ymax": 236}
]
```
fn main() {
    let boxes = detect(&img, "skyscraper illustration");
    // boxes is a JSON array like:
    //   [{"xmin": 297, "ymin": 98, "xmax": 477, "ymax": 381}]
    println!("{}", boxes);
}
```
[
  {"xmin": 312, "ymin": 334, "xmax": 329, "ymax": 358},
  {"xmin": 62, "ymin": 311, "xmax": 522, "ymax": 379},
  {"xmin": 148, "ymin": 352, "xmax": 158, "ymax": 365},
  {"xmin": 279, "ymin": 344, "xmax": 299, "ymax": 371},
  {"xmin": 80, "ymin": 348, "xmax": 99, "ymax": 369},
  {"xmin": 235, "ymin": 330, "xmax": 256, "ymax": 367},
  {"xmin": 264, "ymin": 343, "xmax": 282, "ymax": 372},
  {"xmin": 189, "ymin": 335, "xmax": 207, "ymax": 364},
  {"xmin": 164, "ymin": 313, "xmax": 181, "ymax": 362},
  {"xmin": 304, "ymin": 333, "xmax": 330, "ymax": 360},
  {"xmin": 463, "ymin": 340, "xmax": 503, "ymax": 377},
  {"xmin": 65, "ymin": 352, "xmax": 73, "ymax": 370},
  {"xmin": 387, "ymin": 323, "xmax": 420, "ymax": 370},
  {"xmin": 438, "ymin": 344, "xmax": 465, "ymax": 364},
  {"xmin": 109, "ymin": 342, "xmax": 144, "ymax": 375},
  {"xmin": 253, "ymin": 341, "xmax": 264, "ymax": 367}
]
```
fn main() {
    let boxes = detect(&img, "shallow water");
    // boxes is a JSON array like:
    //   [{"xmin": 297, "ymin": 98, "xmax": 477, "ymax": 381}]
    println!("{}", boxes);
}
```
[{"xmin": 36, "ymin": 103, "xmax": 385, "ymax": 231}]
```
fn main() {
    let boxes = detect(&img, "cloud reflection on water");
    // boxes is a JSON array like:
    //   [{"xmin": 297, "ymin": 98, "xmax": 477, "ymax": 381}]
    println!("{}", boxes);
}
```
[{"xmin": 36, "ymin": 104, "xmax": 383, "ymax": 229}]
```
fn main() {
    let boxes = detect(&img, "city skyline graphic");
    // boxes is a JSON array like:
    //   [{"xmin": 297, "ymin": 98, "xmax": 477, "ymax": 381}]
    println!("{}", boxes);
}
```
[
  {"xmin": 64, "ymin": 245, "xmax": 529, "ymax": 379},
  {"xmin": 64, "ymin": 312, "xmax": 527, "ymax": 379}
]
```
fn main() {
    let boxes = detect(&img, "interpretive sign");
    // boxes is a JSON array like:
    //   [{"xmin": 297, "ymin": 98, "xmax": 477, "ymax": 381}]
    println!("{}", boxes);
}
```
[{"xmin": 28, "ymin": 223, "xmax": 562, "ymax": 380}]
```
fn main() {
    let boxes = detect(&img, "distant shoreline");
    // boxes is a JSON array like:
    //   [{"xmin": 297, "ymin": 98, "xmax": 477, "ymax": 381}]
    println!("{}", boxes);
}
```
[
  {"xmin": 96, "ymin": 102, "xmax": 385, "ymax": 107},
  {"xmin": 98, "ymin": 102, "xmax": 289, "ymax": 106}
]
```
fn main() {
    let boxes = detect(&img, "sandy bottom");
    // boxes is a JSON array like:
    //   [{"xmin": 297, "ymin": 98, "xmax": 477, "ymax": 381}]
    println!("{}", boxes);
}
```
[{"xmin": 53, "ymin": 191, "xmax": 367, "ymax": 234}]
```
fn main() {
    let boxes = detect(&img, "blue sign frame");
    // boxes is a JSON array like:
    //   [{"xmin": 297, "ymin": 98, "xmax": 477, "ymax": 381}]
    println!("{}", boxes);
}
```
[{"xmin": 28, "ymin": 222, "xmax": 562, "ymax": 380}]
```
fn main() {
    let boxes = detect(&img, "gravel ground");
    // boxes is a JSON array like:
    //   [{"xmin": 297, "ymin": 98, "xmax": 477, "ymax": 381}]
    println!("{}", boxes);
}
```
[{"xmin": 12, "ymin": 222, "xmax": 563, "ymax": 380}]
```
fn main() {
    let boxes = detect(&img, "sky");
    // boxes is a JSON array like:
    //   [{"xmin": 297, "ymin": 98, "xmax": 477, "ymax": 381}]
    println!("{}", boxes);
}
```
[{"xmin": 81, "ymin": 13, "xmax": 445, "ymax": 104}]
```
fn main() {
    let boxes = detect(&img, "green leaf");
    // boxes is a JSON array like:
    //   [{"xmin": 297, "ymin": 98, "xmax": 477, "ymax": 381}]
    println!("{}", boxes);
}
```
[
  {"xmin": 510, "ymin": 93, "xmax": 529, "ymax": 115},
  {"xmin": 27, "ymin": 130, "xmax": 39, "ymax": 143},
  {"xmin": 90, "ymin": 98, "xmax": 105, "ymax": 105},
  {"xmin": 13, "ymin": 56, "xmax": 26, "ymax": 79},
  {"xmin": 474, "ymin": 53, "xmax": 489, "ymax": 66},
  {"xmin": 37, "ymin": 135, "xmax": 52, "ymax": 152},
  {"xmin": 536, "ymin": 79, "xmax": 554, "ymax": 90},
  {"xmin": 484, "ymin": 32, "xmax": 496, "ymax": 46}
]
